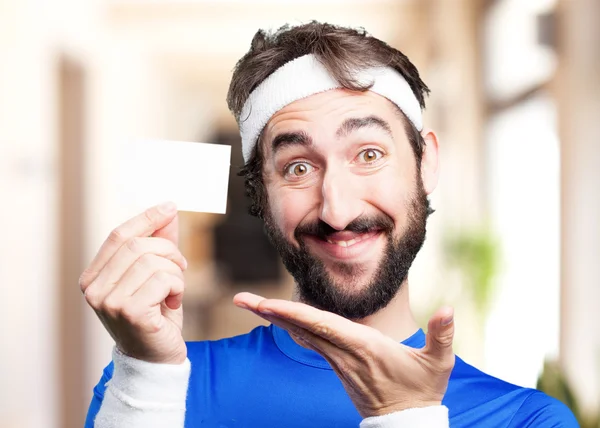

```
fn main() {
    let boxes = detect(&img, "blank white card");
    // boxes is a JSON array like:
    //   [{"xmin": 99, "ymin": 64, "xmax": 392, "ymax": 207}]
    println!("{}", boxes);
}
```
[{"xmin": 117, "ymin": 139, "xmax": 231, "ymax": 214}]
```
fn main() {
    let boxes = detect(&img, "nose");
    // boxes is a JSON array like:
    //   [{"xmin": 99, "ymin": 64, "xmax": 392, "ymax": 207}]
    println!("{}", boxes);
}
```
[{"xmin": 319, "ymin": 168, "xmax": 364, "ymax": 231}]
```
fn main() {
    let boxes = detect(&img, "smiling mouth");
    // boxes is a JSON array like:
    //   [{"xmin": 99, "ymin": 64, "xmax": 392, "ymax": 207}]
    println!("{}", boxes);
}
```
[
  {"xmin": 325, "ymin": 233, "xmax": 373, "ymax": 248},
  {"xmin": 303, "ymin": 229, "xmax": 383, "ymax": 257}
]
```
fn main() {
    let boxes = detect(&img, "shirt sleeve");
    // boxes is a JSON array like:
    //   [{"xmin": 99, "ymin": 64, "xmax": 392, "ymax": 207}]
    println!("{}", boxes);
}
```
[
  {"xmin": 508, "ymin": 391, "xmax": 580, "ymax": 427},
  {"xmin": 85, "ymin": 347, "xmax": 191, "ymax": 428},
  {"xmin": 84, "ymin": 361, "xmax": 114, "ymax": 428},
  {"xmin": 360, "ymin": 406, "xmax": 449, "ymax": 428}
]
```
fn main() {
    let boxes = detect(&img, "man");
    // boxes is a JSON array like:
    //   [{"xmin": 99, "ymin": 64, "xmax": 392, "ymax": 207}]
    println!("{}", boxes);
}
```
[{"xmin": 82, "ymin": 22, "xmax": 577, "ymax": 427}]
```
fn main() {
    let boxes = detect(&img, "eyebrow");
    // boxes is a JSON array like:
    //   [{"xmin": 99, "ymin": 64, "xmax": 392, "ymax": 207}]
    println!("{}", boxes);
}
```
[
  {"xmin": 269, "ymin": 115, "xmax": 393, "ymax": 156},
  {"xmin": 335, "ymin": 115, "xmax": 394, "ymax": 140},
  {"xmin": 271, "ymin": 130, "xmax": 314, "ymax": 154}
]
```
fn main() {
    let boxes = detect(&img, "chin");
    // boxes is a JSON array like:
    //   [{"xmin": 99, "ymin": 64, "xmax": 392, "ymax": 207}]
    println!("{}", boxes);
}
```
[{"xmin": 326, "ymin": 263, "xmax": 376, "ymax": 288}]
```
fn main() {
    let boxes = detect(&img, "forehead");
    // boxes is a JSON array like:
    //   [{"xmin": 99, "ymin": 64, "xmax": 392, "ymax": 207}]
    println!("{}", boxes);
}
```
[{"xmin": 263, "ymin": 89, "xmax": 404, "ymax": 138}]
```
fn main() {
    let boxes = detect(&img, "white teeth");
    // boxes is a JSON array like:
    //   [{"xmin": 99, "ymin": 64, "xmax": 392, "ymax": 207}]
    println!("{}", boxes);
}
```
[{"xmin": 326, "ymin": 236, "xmax": 363, "ymax": 247}]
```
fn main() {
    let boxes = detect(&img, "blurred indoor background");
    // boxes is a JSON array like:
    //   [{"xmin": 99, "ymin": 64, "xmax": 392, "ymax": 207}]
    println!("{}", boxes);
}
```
[{"xmin": 1, "ymin": 0, "xmax": 598, "ymax": 426}]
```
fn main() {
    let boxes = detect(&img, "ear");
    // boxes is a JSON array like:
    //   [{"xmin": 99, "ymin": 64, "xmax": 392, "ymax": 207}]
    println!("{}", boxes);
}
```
[{"xmin": 419, "ymin": 129, "xmax": 440, "ymax": 195}]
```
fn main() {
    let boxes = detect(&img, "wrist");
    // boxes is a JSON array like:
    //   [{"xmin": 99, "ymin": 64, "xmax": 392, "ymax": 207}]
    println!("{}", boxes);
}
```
[
  {"xmin": 360, "ymin": 405, "xmax": 449, "ymax": 428},
  {"xmin": 116, "ymin": 344, "xmax": 188, "ymax": 365},
  {"xmin": 365, "ymin": 400, "xmax": 443, "ymax": 418},
  {"xmin": 109, "ymin": 346, "xmax": 191, "ymax": 406}
]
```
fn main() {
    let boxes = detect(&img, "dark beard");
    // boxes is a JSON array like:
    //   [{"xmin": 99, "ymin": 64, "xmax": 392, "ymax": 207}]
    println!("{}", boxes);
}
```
[{"xmin": 263, "ymin": 179, "xmax": 430, "ymax": 320}]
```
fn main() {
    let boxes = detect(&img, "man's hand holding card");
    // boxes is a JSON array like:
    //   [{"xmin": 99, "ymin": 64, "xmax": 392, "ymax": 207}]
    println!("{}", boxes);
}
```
[{"xmin": 80, "ymin": 140, "xmax": 231, "ymax": 364}]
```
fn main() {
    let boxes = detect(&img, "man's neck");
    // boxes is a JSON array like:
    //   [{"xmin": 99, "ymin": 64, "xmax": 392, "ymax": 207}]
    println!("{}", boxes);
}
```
[
  {"xmin": 291, "ymin": 280, "xmax": 420, "ymax": 344},
  {"xmin": 354, "ymin": 282, "xmax": 420, "ymax": 343}
]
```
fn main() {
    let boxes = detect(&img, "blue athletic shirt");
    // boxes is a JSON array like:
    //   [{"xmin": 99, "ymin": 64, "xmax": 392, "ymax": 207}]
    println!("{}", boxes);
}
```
[{"xmin": 85, "ymin": 324, "xmax": 579, "ymax": 427}]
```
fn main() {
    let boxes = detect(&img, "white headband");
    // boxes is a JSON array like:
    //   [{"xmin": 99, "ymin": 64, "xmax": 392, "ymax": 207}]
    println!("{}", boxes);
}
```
[{"xmin": 238, "ymin": 54, "xmax": 423, "ymax": 163}]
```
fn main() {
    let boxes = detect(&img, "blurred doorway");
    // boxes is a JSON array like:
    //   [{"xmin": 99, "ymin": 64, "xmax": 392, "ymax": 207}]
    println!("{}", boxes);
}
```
[{"xmin": 57, "ymin": 55, "xmax": 87, "ymax": 428}]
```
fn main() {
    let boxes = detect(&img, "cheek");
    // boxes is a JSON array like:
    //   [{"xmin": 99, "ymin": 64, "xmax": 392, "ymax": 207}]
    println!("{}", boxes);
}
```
[
  {"xmin": 364, "ymin": 168, "xmax": 415, "ymax": 226},
  {"xmin": 268, "ymin": 187, "xmax": 317, "ymax": 237}
]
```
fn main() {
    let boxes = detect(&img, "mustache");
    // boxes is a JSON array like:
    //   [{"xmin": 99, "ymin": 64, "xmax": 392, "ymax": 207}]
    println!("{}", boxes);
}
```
[{"xmin": 294, "ymin": 214, "xmax": 394, "ymax": 242}]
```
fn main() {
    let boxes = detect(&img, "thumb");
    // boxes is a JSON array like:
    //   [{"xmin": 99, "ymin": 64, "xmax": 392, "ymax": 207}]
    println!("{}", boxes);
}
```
[
  {"xmin": 152, "ymin": 210, "xmax": 180, "ymax": 246},
  {"xmin": 423, "ymin": 306, "xmax": 455, "ymax": 361}
]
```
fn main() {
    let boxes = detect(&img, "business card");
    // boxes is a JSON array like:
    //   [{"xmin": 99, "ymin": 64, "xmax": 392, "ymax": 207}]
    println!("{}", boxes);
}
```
[{"xmin": 117, "ymin": 139, "xmax": 231, "ymax": 214}]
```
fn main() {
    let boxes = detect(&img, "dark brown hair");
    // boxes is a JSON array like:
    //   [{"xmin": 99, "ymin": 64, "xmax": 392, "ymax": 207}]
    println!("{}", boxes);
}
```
[{"xmin": 227, "ymin": 21, "xmax": 430, "ymax": 219}]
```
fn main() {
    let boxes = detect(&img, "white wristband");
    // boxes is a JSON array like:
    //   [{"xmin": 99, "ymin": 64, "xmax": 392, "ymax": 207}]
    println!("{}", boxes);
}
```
[
  {"xmin": 108, "ymin": 347, "xmax": 190, "ymax": 408},
  {"xmin": 360, "ymin": 405, "xmax": 449, "ymax": 428},
  {"xmin": 93, "ymin": 347, "xmax": 191, "ymax": 428}
]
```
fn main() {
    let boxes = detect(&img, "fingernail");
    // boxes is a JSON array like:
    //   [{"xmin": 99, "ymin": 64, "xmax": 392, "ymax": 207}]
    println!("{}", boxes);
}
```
[
  {"xmin": 258, "ymin": 308, "xmax": 275, "ymax": 316},
  {"xmin": 158, "ymin": 201, "xmax": 176, "ymax": 214},
  {"xmin": 182, "ymin": 257, "xmax": 188, "ymax": 270},
  {"xmin": 441, "ymin": 315, "xmax": 454, "ymax": 326}
]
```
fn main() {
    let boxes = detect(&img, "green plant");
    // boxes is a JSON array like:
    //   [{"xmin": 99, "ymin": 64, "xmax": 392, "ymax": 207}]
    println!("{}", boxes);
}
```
[{"xmin": 443, "ymin": 225, "xmax": 501, "ymax": 321}]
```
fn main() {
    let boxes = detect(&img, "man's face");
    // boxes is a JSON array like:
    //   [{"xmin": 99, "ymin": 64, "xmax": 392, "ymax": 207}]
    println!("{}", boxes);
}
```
[{"xmin": 260, "ymin": 89, "xmax": 434, "ymax": 320}]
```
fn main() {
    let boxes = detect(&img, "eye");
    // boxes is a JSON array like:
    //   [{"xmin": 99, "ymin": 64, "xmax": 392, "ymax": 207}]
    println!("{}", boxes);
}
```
[
  {"xmin": 284, "ymin": 162, "xmax": 314, "ymax": 178},
  {"xmin": 357, "ymin": 149, "xmax": 384, "ymax": 164}
]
